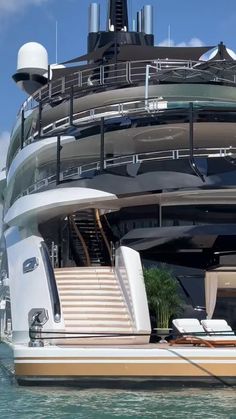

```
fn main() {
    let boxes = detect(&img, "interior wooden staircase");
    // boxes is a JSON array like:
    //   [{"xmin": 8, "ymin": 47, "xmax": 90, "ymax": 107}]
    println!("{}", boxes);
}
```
[
  {"xmin": 68, "ymin": 210, "xmax": 111, "ymax": 267},
  {"xmin": 54, "ymin": 266, "xmax": 144, "ymax": 345}
]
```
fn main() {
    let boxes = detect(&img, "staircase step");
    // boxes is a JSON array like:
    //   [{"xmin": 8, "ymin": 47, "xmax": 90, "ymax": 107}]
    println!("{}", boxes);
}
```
[
  {"xmin": 64, "ymin": 318, "xmax": 132, "ymax": 325},
  {"xmin": 63, "ymin": 313, "xmax": 130, "ymax": 321},
  {"xmin": 55, "ymin": 336, "xmax": 146, "ymax": 346},
  {"xmin": 61, "ymin": 301, "xmax": 126, "ymax": 307},
  {"xmin": 55, "ymin": 273, "xmax": 115, "ymax": 277},
  {"xmin": 56, "ymin": 276, "xmax": 117, "ymax": 281},
  {"xmin": 56, "ymin": 279, "xmax": 117, "ymax": 286},
  {"xmin": 55, "ymin": 261, "xmax": 134, "ymax": 341},
  {"xmin": 60, "ymin": 295, "xmax": 123, "ymax": 301},
  {"xmin": 56, "ymin": 272, "xmax": 115, "ymax": 276},
  {"xmin": 59, "ymin": 289, "xmax": 121, "ymax": 296},
  {"xmin": 64, "ymin": 325, "xmax": 133, "ymax": 332},
  {"xmin": 55, "ymin": 273, "xmax": 115, "ymax": 278},
  {"xmin": 56, "ymin": 278, "xmax": 116, "ymax": 283},
  {"xmin": 54, "ymin": 266, "xmax": 114, "ymax": 272},
  {"xmin": 55, "ymin": 271, "xmax": 114, "ymax": 276},
  {"xmin": 57, "ymin": 285, "xmax": 119, "ymax": 291},
  {"xmin": 62, "ymin": 306, "xmax": 128, "ymax": 313}
]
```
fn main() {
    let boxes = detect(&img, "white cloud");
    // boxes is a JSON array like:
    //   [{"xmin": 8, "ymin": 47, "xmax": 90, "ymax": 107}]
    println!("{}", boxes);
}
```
[
  {"xmin": 158, "ymin": 37, "xmax": 204, "ymax": 47},
  {"xmin": 0, "ymin": 0, "xmax": 48, "ymax": 15},
  {"xmin": 0, "ymin": 131, "xmax": 10, "ymax": 171}
]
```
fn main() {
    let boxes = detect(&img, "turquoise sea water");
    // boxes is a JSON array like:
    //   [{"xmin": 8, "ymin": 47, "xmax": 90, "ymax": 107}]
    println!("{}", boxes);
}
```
[{"xmin": 0, "ymin": 345, "xmax": 235, "ymax": 419}]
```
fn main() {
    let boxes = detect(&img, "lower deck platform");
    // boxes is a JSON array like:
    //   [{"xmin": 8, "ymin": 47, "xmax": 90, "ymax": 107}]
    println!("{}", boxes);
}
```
[{"xmin": 12, "ymin": 343, "xmax": 236, "ymax": 386}]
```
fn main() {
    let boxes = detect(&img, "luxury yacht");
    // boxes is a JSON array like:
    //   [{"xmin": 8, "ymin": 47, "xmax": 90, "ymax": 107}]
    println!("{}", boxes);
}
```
[{"xmin": 0, "ymin": 0, "xmax": 236, "ymax": 385}]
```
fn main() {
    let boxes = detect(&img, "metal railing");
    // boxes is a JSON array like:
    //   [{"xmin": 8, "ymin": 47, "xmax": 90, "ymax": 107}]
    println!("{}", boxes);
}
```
[
  {"xmin": 12, "ymin": 97, "xmax": 236, "ymax": 163},
  {"xmin": 19, "ymin": 58, "xmax": 236, "ymax": 114},
  {"xmin": 13, "ymin": 146, "xmax": 236, "ymax": 202},
  {"xmin": 23, "ymin": 97, "xmax": 160, "ymax": 146}
]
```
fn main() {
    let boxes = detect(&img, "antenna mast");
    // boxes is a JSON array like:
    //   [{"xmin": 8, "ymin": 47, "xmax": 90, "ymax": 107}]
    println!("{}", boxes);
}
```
[{"xmin": 55, "ymin": 20, "xmax": 58, "ymax": 63}]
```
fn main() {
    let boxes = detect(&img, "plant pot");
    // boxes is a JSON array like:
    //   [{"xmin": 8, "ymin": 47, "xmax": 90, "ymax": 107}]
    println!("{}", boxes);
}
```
[{"xmin": 155, "ymin": 327, "xmax": 172, "ymax": 343}]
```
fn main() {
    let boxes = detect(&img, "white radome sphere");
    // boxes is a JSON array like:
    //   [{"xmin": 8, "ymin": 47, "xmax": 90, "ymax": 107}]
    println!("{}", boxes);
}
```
[{"xmin": 17, "ymin": 42, "xmax": 48, "ymax": 75}]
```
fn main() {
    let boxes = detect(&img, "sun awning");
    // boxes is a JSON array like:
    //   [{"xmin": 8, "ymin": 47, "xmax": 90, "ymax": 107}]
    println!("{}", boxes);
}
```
[
  {"xmin": 62, "ymin": 41, "xmax": 114, "ymax": 64},
  {"xmin": 121, "ymin": 224, "xmax": 236, "ymax": 251},
  {"xmin": 112, "ymin": 44, "xmax": 215, "ymax": 62}
]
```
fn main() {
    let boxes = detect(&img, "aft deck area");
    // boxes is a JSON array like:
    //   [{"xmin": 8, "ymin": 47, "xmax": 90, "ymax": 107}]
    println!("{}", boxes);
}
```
[{"xmin": 12, "ymin": 341, "xmax": 236, "ymax": 386}]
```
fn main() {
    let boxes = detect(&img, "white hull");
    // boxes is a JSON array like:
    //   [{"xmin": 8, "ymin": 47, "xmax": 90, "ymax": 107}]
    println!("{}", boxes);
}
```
[{"xmin": 14, "ymin": 344, "xmax": 236, "ymax": 386}]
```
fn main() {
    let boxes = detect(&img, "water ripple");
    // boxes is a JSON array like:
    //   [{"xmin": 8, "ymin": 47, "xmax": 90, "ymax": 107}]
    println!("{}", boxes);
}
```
[{"xmin": 0, "ymin": 369, "xmax": 235, "ymax": 418}]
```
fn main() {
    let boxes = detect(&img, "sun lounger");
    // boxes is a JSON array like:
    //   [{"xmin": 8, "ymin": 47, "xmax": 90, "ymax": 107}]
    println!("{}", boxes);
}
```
[
  {"xmin": 170, "ymin": 318, "xmax": 236, "ymax": 347},
  {"xmin": 201, "ymin": 319, "xmax": 235, "ymax": 336}
]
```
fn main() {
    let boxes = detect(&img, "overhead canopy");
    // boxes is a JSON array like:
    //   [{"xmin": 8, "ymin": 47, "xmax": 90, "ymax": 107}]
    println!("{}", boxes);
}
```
[
  {"xmin": 61, "ymin": 44, "xmax": 214, "ymax": 66},
  {"xmin": 121, "ymin": 224, "xmax": 236, "ymax": 251},
  {"xmin": 61, "ymin": 43, "xmax": 236, "ymax": 66},
  {"xmin": 112, "ymin": 44, "xmax": 215, "ymax": 62},
  {"xmin": 50, "ymin": 43, "xmax": 236, "ymax": 82},
  {"xmin": 62, "ymin": 41, "xmax": 114, "ymax": 64}
]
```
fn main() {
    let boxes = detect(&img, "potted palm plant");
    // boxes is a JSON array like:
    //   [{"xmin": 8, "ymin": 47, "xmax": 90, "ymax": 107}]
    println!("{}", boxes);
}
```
[{"xmin": 143, "ymin": 266, "xmax": 183, "ymax": 340}]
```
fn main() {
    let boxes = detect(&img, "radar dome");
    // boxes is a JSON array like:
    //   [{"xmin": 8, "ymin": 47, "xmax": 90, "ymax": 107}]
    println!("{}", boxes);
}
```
[
  {"xmin": 199, "ymin": 47, "xmax": 218, "ymax": 61},
  {"xmin": 17, "ymin": 42, "xmax": 48, "ymax": 75}
]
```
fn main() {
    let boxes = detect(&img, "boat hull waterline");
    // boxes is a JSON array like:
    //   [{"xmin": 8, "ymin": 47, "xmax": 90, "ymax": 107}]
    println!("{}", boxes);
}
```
[{"xmin": 14, "ymin": 346, "xmax": 236, "ymax": 385}]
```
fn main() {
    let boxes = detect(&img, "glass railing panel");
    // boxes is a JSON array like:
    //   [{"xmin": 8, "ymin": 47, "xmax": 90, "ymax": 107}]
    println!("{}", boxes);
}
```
[{"xmin": 8, "ymin": 97, "xmax": 236, "ymax": 175}]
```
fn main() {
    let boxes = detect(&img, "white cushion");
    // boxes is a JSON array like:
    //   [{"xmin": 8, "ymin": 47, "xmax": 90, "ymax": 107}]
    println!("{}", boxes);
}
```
[
  {"xmin": 173, "ymin": 318, "xmax": 205, "ymax": 334},
  {"xmin": 201, "ymin": 319, "xmax": 234, "ymax": 335}
]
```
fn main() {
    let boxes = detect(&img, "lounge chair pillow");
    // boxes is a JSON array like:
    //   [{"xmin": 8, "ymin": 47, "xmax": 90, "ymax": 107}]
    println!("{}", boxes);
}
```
[
  {"xmin": 201, "ymin": 319, "xmax": 234, "ymax": 335},
  {"xmin": 173, "ymin": 318, "xmax": 205, "ymax": 335}
]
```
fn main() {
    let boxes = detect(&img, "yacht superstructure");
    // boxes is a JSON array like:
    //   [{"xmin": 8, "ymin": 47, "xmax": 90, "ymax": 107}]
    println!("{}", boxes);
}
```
[{"xmin": 0, "ymin": 0, "xmax": 236, "ymax": 385}]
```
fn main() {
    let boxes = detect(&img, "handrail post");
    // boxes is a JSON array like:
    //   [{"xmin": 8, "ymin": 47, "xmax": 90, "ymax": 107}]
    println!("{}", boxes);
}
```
[
  {"xmin": 145, "ymin": 64, "xmax": 150, "ymax": 108},
  {"xmin": 38, "ymin": 100, "xmax": 42, "ymax": 138},
  {"xmin": 100, "ymin": 117, "xmax": 105, "ymax": 173},
  {"xmin": 94, "ymin": 209, "xmax": 112, "ymax": 264},
  {"xmin": 188, "ymin": 102, "xmax": 205, "ymax": 182},
  {"xmin": 111, "ymin": 241, "xmax": 116, "ymax": 267},
  {"xmin": 69, "ymin": 86, "xmax": 74, "ymax": 126},
  {"xmin": 20, "ymin": 109, "xmax": 25, "ymax": 149},
  {"xmin": 100, "ymin": 65, "xmax": 104, "ymax": 85},
  {"xmin": 56, "ymin": 135, "xmax": 62, "ymax": 185},
  {"xmin": 189, "ymin": 102, "xmax": 194, "ymax": 156},
  {"xmin": 159, "ymin": 203, "xmax": 162, "ymax": 227}
]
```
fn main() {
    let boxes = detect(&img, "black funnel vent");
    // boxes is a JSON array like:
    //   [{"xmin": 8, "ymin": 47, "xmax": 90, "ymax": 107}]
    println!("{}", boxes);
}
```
[{"xmin": 109, "ymin": 0, "xmax": 129, "ymax": 31}]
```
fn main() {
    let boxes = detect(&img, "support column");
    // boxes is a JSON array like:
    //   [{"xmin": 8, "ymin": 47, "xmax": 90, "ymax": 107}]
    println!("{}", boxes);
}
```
[
  {"xmin": 188, "ymin": 102, "xmax": 205, "ymax": 182},
  {"xmin": 56, "ymin": 135, "xmax": 62, "ymax": 185},
  {"xmin": 159, "ymin": 204, "xmax": 162, "ymax": 227},
  {"xmin": 69, "ymin": 86, "xmax": 74, "ymax": 126},
  {"xmin": 20, "ymin": 109, "xmax": 25, "ymax": 150},
  {"xmin": 100, "ymin": 117, "xmax": 105, "ymax": 173},
  {"xmin": 38, "ymin": 101, "xmax": 42, "ymax": 138}
]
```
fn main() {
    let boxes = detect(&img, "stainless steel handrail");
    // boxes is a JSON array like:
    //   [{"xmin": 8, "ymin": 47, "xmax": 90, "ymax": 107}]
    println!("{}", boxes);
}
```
[
  {"xmin": 10, "ymin": 97, "xmax": 152, "ymax": 163},
  {"xmin": 14, "ymin": 96, "xmax": 236, "ymax": 148},
  {"xmin": 10, "ymin": 97, "xmax": 236, "ymax": 168},
  {"xmin": 13, "ymin": 146, "xmax": 236, "ymax": 203},
  {"xmin": 19, "ymin": 58, "xmax": 236, "ymax": 114}
]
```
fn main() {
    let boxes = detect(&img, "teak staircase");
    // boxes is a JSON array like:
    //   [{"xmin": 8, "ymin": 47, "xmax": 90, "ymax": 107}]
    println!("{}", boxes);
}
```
[
  {"xmin": 54, "ymin": 266, "xmax": 140, "ymax": 345},
  {"xmin": 68, "ymin": 209, "xmax": 112, "ymax": 267}
]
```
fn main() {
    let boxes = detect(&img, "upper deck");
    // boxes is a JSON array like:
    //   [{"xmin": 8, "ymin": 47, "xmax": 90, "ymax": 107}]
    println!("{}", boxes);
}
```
[
  {"xmin": 19, "ymin": 57, "xmax": 236, "ymax": 115},
  {"xmin": 7, "ymin": 56, "xmax": 236, "ymax": 170}
]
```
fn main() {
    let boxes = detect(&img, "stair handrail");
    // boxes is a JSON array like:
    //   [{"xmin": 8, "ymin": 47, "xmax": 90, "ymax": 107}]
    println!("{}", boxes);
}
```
[
  {"xmin": 69, "ymin": 215, "xmax": 91, "ymax": 266},
  {"xmin": 94, "ymin": 209, "xmax": 112, "ymax": 264}
]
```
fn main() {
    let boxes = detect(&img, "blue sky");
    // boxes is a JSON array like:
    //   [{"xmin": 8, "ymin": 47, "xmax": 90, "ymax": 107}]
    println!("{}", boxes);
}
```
[{"xmin": 1, "ymin": 0, "xmax": 236, "ymax": 168}]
